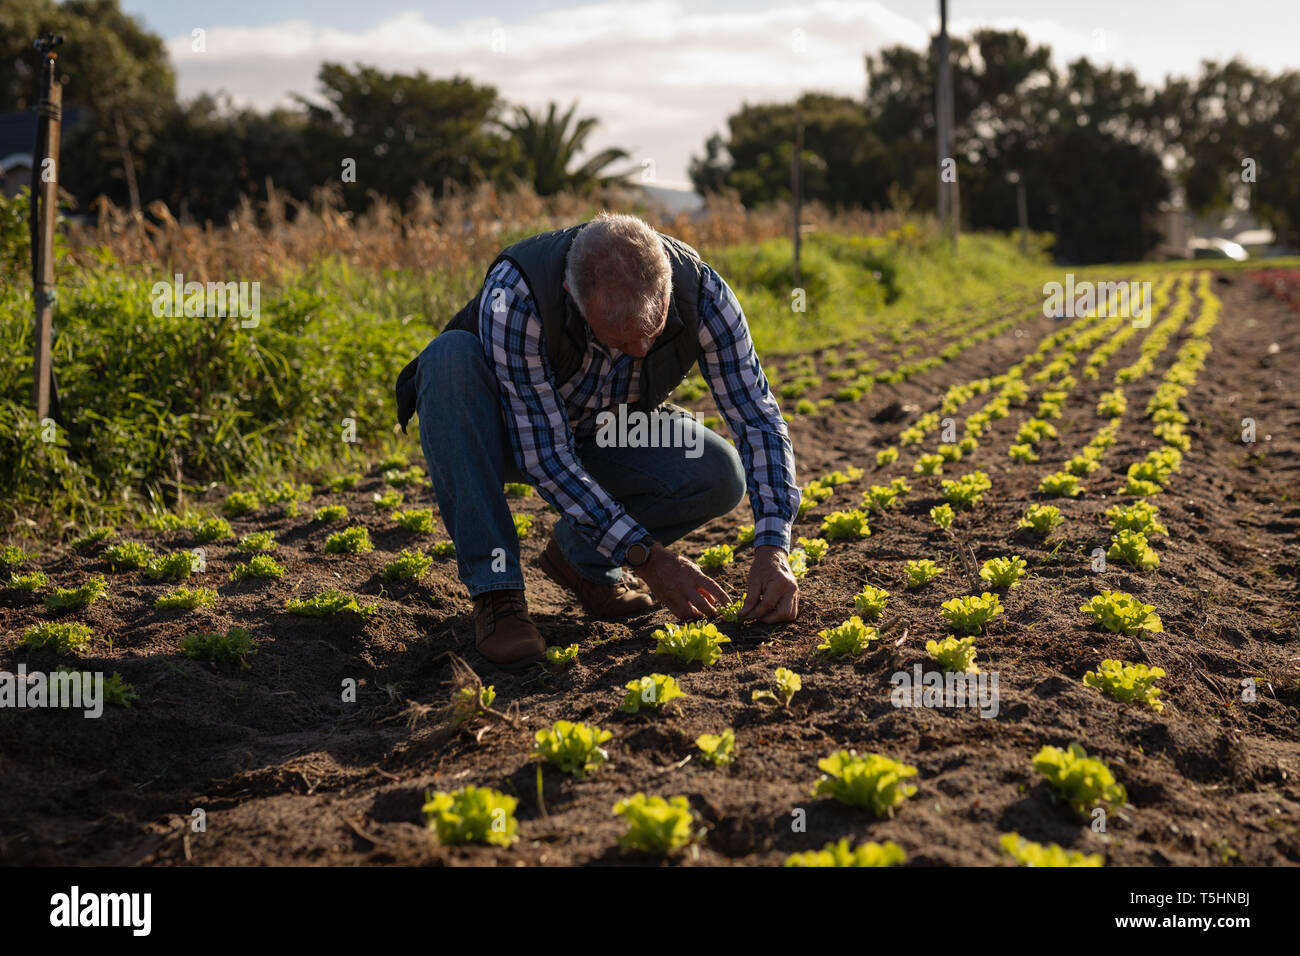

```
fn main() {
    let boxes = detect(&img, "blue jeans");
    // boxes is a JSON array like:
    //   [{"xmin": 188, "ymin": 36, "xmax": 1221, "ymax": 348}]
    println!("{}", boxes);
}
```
[{"xmin": 414, "ymin": 331, "xmax": 747, "ymax": 598}]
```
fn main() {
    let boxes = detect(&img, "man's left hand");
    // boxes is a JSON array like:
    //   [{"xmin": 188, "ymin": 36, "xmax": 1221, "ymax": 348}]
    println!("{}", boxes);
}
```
[{"xmin": 739, "ymin": 545, "xmax": 799, "ymax": 623}]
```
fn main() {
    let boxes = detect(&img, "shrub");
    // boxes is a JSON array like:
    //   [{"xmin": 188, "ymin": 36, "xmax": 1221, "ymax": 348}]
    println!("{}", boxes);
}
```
[
  {"xmin": 853, "ymin": 584, "xmax": 889, "ymax": 619},
  {"xmin": 927, "ymin": 635, "xmax": 980, "ymax": 673},
  {"xmin": 652, "ymin": 622, "xmax": 731, "ymax": 666},
  {"xmin": 696, "ymin": 728, "xmax": 736, "ymax": 767},
  {"xmin": 1083, "ymin": 659, "xmax": 1166, "ymax": 711},
  {"xmin": 619, "ymin": 674, "xmax": 686, "ymax": 713},
  {"xmin": 812, "ymin": 750, "xmax": 918, "ymax": 817},
  {"xmin": 697, "ymin": 544, "xmax": 735, "ymax": 571},
  {"xmin": 155, "ymin": 586, "xmax": 218, "ymax": 610},
  {"xmin": 145, "ymin": 552, "xmax": 200, "ymax": 582},
  {"xmin": 22, "ymin": 621, "xmax": 94, "ymax": 653},
  {"xmin": 423, "ymin": 785, "xmax": 518, "ymax": 847},
  {"xmin": 1032, "ymin": 743, "xmax": 1127, "ymax": 818},
  {"xmin": 939, "ymin": 593, "xmax": 1004, "ymax": 634},
  {"xmin": 180, "ymin": 627, "xmax": 258, "ymax": 667},
  {"xmin": 324, "ymin": 526, "xmax": 373, "ymax": 554},
  {"xmin": 1107, "ymin": 530, "xmax": 1160, "ymax": 570},
  {"xmin": 193, "ymin": 517, "xmax": 234, "ymax": 543},
  {"xmin": 104, "ymin": 541, "xmax": 154, "ymax": 571},
  {"xmin": 1018, "ymin": 504, "xmax": 1063, "ymax": 535},
  {"xmin": 905, "ymin": 559, "xmax": 945, "ymax": 588},
  {"xmin": 230, "ymin": 555, "xmax": 285, "ymax": 581},
  {"xmin": 285, "ymin": 589, "xmax": 377, "ymax": 616},
  {"xmin": 222, "ymin": 491, "xmax": 260, "ymax": 516},
  {"xmin": 1079, "ymin": 590, "xmax": 1163, "ymax": 636},
  {"xmin": 816, "ymin": 616, "xmax": 878, "ymax": 657},
  {"xmin": 612, "ymin": 794, "xmax": 700, "ymax": 855},
  {"xmin": 820, "ymin": 509, "xmax": 870, "ymax": 540},
  {"xmin": 314, "ymin": 504, "xmax": 349, "ymax": 523},
  {"xmin": 237, "ymin": 531, "xmax": 277, "ymax": 553},
  {"xmin": 44, "ymin": 575, "xmax": 108, "ymax": 613},
  {"xmin": 383, "ymin": 548, "xmax": 433, "ymax": 581},
  {"xmin": 785, "ymin": 839, "xmax": 907, "ymax": 868},
  {"xmin": 532, "ymin": 720, "xmax": 613, "ymax": 778},
  {"xmin": 752, "ymin": 667, "xmax": 802, "ymax": 707},
  {"xmin": 979, "ymin": 555, "xmax": 1027, "ymax": 588},
  {"xmin": 392, "ymin": 508, "xmax": 435, "ymax": 532},
  {"xmin": 999, "ymin": 833, "xmax": 1102, "ymax": 867}
]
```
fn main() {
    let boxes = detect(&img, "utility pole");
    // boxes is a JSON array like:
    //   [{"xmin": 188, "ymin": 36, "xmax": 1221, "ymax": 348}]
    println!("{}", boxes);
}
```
[
  {"xmin": 936, "ymin": 0, "xmax": 959, "ymax": 252},
  {"xmin": 31, "ymin": 32, "xmax": 63, "ymax": 424},
  {"xmin": 792, "ymin": 99, "xmax": 803, "ymax": 288}
]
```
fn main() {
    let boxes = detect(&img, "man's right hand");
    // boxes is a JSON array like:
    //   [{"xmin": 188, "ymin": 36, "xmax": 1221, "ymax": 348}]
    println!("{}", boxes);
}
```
[{"xmin": 634, "ymin": 542, "xmax": 730, "ymax": 621}]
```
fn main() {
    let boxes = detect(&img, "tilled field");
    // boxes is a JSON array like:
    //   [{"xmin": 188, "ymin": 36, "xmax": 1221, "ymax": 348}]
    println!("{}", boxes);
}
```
[{"xmin": 2, "ymin": 269, "xmax": 1297, "ymax": 866}]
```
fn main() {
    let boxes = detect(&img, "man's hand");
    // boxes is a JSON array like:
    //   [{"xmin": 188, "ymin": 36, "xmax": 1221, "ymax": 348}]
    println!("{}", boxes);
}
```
[
  {"xmin": 635, "ymin": 542, "xmax": 730, "ymax": 621},
  {"xmin": 739, "ymin": 545, "xmax": 799, "ymax": 623}
]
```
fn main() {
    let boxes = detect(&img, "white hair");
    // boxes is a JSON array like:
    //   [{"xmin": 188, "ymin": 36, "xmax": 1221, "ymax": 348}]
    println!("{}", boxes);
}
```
[{"xmin": 565, "ymin": 212, "xmax": 671, "ymax": 334}]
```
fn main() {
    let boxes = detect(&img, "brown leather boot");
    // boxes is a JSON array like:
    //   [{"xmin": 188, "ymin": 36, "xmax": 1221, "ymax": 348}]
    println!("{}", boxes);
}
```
[
  {"xmin": 472, "ymin": 590, "xmax": 546, "ymax": 670},
  {"xmin": 536, "ymin": 537, "xmax": 656, "ymax": 620}
]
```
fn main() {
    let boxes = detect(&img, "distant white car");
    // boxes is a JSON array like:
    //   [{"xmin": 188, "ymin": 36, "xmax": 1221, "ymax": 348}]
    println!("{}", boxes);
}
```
[{"xmin": 1188, "ymin": 237, "xmax": 1248, "ymax": 261}]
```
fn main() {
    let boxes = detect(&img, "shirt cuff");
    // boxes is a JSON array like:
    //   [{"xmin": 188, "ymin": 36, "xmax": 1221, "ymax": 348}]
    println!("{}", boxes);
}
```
[
  {"xmin": 753, "ymin": 516, "xmax": 791, "ymax": 552},
  {"xmin": 600, "ymin": 513, "xmax": 651, "ymax": 566}
]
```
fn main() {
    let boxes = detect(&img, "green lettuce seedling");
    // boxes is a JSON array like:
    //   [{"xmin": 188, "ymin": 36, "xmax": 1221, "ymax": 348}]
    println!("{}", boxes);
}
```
[
  {"xmin": 392, "ymin": 508, "xmax": 435, "ymax": 532},
  {"xmin": 180, "ymin": 627, "xmax": 257, "ymax": 668},
  {"xmin": 324, "ymin": 526, "xmax": 373, "ymax": 554},
  {"xmin": 237, "ymin": 531, "xmax": 277, "ymax": 553},
  {"xmin": 383, "ymin": 548, "xmax": 433, "ymax": 581},
  {"xmin": 914, "ymin": 454, "xmax": 944, "ymax": 475},
  {"xmin": 1018, "ymin": 504, "xmax": 1063, "ymax": 534},
  {"xmin": 927, "ymin": 635, "xmax": 979, "ymax": 673},
  {"xmin": 1107, "ymin": 530, "xmax": 1160, "ymax": 570},
  {"xmin": 787, "ymin": 549, "xmax": 808, "ymax": 578},
  {"xmin": 652, "ymin": 621, "xmax": 731, "ymax": 666},
  {"xmin": 1032, "ymin": 743, "xmax": 1127, "ymax": 818},
  {"xmin": 145, "ymin": 551, "xmax": 200, "ymax": 582},
  {"xmin": 372, "ymin": 490, "xmax": 403, "ymax": 511},
  {"xmin": 1105, "ymin": 501, "xmax": 1168, "ymax": 536},
  {"xmin": 940, "ymin": 593, "xmax": 1004, "ymax": 634},
  {"xmin": 532, "ymin": 720, "xmax": 613, "ymax": 777},
  {"xmin": 785, "ymin": 838, "xmax": 906, "ymax": 868},
  {"xmin": 941, "ymin": 471, "xmax": 991, "ymax": 509},
  {"xmin": 6, "ymin": 571, "xmax": 47, "ymax": 590},
  {"xmin": 53, "ymin": 667, "xmax": 138, "ymax": 709},
  {"xmin": 929, "ymin": 503, "xmax": 955, "ymax": 530},
  {"xmin": 432, "ymin": 541, "xmax": 456, "ymax": 557},
  {"xmin": 222, "ymin": 491, "xmax": 260, "ymax": 516},
  {"xmin": 314, "ymin": 504, "xmax": 349, "ymax": 523},
  {"xmin": 820, "ymin": 509, "xmax": 870, "ymax": 540},
  {"xmin": 1065, "ymin": 453, "xmax": 1101, "ymax": 477},
  {"xmin": 812, "ymin": 750, "xmax": 918, "ymax": 817},
  {"xmin": 736, "ymin": 524, "xmax": 755, "ymax": 545},
  {"xmin": 1038, "ymin": 472, "xmax": 1082, "ymax": 497},
  {"xmin": 752, "ymin": 667, "xmax": 802, "ymax": 707},
  {"xmin": 285, "ymin": 589, "xmax": 377, "ymax": 616},
  {"xmin": 1008, "ymin": 443, "xmax": 1039, "ymax": 464},
  {"xmin": 717, "ymin": 595, "xmax": 746, "ymax": 623},
  {"xmin": 230, "ymin": 555, "xmax": 285, "ymax": 581},
  {"xmin": 451, "ymin": 685, "xmax": 496, "ymax": 725},
  {"xmin": 697, "ymin": 544, "xmax": 735, "ymax": 570},
  {"xmin": 862, "ymin": 485, "xmax": 900, "ymax": 511},
  {"xmin": 513, "ymin": 514, "xmax": 533, "ymax": 539},
  {"xmin": 546, "ymin": 644, "xmax": 579, "ymax": 665},
  {"xmin": 999, "ymin": 833, "xmax": 1102, "ymax": 867},
  {"xmin": 1079, "ymin": 590, "xmax": 1162, "ymax": 636},
  {"xmin": 696, "ymin": 728, "xmax": 736, "ymax": 767},
  {"xmin": 328, "ymin": 472, "xmax": 361, "ymax": 491},
  {"xmin": 620, "ymin": 674, "xmax": 686, "ymax": 713},
  {"xmin": 44, "ymin": 575, "xmax": 108, "ymax": 613},
  {"xmin": 1119, "ymin": 477, "xmax": 1163, "ymax": 496},
  {"xmin": 905, "ymin": 559, "xmax": 945, "ymax": 588},
  {"xmin": 383, "ymin": 466, "xmax": 426, "ymax": 488},
  {"xmin": 155, "ymin": 586, "xmax": 218, "ymax": 610},
  {"xmin": 795, "ymin": 537, "xmax": 828, "ymax": 563},
  {"xmin": 424, "ymin": 785, "xmax": 518, "ymax": 847},
  {"xmin": 816, "ymin": 616, "xmax": 878, "ymax": 657},
  {"xmin": 193, "ymin": 517, "xmax": 234, "ymax": 543},
  {"xmin": 504, "ymin": 482, "xmax": 533, "ymax": 498},
  {"xmin": 853, "ymin": 584, "xmax": 889, "ymax": 619},
  {"xmin": 104, "ymin": 541, "xmax": 154, "ymax": 571},
  {"xmin": 1095, "ymin": 389, "xmax": 1126, "ymax": 418},
  {"xmin": 1083, "ymin": 659, "xmax": 1165, "ymax": 711},
  {"xmin": 1016, "ymin": 419, "xmax": 1058, "ymax": 444},
  {"xmin": 612, "ymin": 793, "xmax": 700, "ymax": 855},
  {"xmin": 876, "ymin": 447, "xmax": 899, "ymax": 466},
  {"xmin": 979, "ymin": 555, "xmax": 1027, "ymax": 588},
  {"xmin": 69, "ymin": 527, "xmax": 115, "ymax": 551},
  {"xmin": 22, "ymin": 621, "xmax": 94, "ymax": 653}
]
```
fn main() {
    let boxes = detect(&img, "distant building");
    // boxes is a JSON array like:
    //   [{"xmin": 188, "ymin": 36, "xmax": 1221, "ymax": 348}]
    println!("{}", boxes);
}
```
[{"xmin": 0, "ymin": 109, "xmax": 83, "ymax": 199}]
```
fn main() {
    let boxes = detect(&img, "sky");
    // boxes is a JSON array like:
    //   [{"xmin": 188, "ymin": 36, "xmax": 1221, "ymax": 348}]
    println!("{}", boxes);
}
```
[{"xmin": 118, "ymin": 0, "xmax": 1299, "ymax": 189}]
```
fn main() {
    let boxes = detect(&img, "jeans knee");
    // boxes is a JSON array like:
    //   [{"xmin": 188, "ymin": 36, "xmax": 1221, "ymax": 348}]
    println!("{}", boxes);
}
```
[
  {"xmin": 419, "ymin": 330, "xmax": 486, "ymax": 395},
  {"xmin": 703, "ymin": 438, "xmax": 746, "ymax": 516}
]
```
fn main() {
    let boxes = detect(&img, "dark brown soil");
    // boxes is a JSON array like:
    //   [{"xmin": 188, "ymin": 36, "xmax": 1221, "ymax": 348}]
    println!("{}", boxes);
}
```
[{"xmin": 2, "ymin": 269, "xmax": 1297, "ymax": 867}]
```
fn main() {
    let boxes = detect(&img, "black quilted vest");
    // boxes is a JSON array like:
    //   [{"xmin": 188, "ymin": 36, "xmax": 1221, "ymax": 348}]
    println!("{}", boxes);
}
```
[{"xmin": 395, "ymin": 222, "xmax": 704, "ymax": 433}]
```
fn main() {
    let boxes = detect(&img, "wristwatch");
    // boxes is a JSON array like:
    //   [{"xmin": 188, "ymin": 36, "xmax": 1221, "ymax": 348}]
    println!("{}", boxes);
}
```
[{"xmin": 624, "ymin": 536, "xmax": 655, "ymax": 568}]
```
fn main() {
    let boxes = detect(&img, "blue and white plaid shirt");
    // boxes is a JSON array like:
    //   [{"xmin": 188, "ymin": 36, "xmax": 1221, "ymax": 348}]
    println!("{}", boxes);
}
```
[{"xmin": 478, "ymin": 257, "xmax": 799, "ymax": 565}]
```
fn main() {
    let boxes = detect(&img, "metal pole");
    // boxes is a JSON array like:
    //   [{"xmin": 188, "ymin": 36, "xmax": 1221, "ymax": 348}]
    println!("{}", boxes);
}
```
[
  {"xmin": 31, "ymin": 33, "xmax": 63, "ymax": 423},
  {"xmin": 792, "ymin": 100, "xmax": 803, "ymax": 288}
]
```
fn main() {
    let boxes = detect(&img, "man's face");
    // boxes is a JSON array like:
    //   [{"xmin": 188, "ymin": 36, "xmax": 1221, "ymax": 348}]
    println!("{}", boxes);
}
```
[{"xmin": 566, "ymin": 281, "xmax": 667, "ymax": 359}]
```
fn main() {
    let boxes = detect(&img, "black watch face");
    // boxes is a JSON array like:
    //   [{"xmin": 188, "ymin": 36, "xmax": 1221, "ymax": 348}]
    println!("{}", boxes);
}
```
[{"xmin": 627, "ymin": 543, "xmax": 649, "ymax": 565}]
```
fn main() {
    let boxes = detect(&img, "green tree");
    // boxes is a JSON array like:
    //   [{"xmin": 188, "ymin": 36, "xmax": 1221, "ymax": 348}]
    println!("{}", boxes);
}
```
[{"xmin": 497, "ymin": 100, "xmax": 631, "ymax": 196}]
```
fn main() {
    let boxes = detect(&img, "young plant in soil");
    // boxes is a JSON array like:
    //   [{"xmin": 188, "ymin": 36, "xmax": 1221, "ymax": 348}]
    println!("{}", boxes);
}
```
[
  {"xmin": 695, "ymin": 728, "xmax": 736, "ymax": 767},
  {"xmin": 323, "ymin": 526, "xmax": 373, "ymax": 554},
  {"xmin": 652, "ymin": 622, "xmax": 731, "ymax": 666},
  {"xmin": 697, "ymin": 544, "xmax": 734, "ymax": 570},
  {"xmin": 812, "ymin": 750, "xmax": 918, "ymax": 817},
  {"xmin": 22, "ymin": 621, "xmax": 94, "ymax": 653},
  {"xmin": 193, "ymin": 517, "xmax": 234, "ymax": 543},
  {"xmin": 1018, "ymin": 504, "xmax": 1063, "ymax": 535},
  {"xmin": 230, "ymin": 555, "xmax": 285, "ymax": 581},
  {"xmin": 979, "ymin": 555, "xmax": 1027, "ymax": 588},
  {"xmin": 1079, "ymin": 590, "xmax": 1163, "ymax": 636},
  {"xmin": 752, "ymin": 667, "xmax": 802, "ymax": 707},
  {"xmin": 180, "ymin": 627, "xmax": 258, "ymax": 668},
  {"xmin": 1032, "ymin": 743, "xmax": 1127, "ymax": 819},
  {"xmin": 145, "ymin": 552, "xmax": 200, "ymax": 582},
  {"xmin": 940, "ymin": 593, "xmax": 1004, "ymax": 634},
  {"xmin": 423, "ymin": 785, "xmax": 518, "ymax": 847},
  {"xmin": 820, "ymin": 509, "xmax": 870, "ymax": 540},
  {"xmin": 236, "ymin": 530, "xmax": 277, "ymax": 553},
  {"xmin": 513, "ymin": 514, "xmax": 533, "ymax": 539},
  {"xmin": 612, "ymin": 793, "xmax": 701, "ymax": 855},
  {"xmin": 816, "ymin": 616, "xmax": 878, "ymax": 657},
  {"xmin": 1083, "ymin": 659, "xmax": 1166, "ymax": 712},
  {"xmin": 905, "ymin": 559, "xmax": 946, "ymax": 588},
  {"xmin": 545, "ymin": 644, "xmax": 579, "ymax": 665},
  {"xmin": 104, "ymin": 541, "xmax": 154, "ymax": 571},
  {"xmin": 383, "ymin": 549, "xmax": 433, "ymax": 581},
  {"xmin": 853, "ymin": 584, "xmax": 889, "ymax": 620},
  {"xmin": 44, "ymin": 575, "xmax": 108, "ymax": 614},
  {"xmin": 785, "ymin": 838, "xmax": 907, "ymax": 868},
  {"xmin": 392, "ymin": 508, "xmax": 434, "ymax": 532},
  {"xmin": 927, "ymin": 635, "xmax": 980, "ymax": 673},
  {"xmin": 285, "ymin": 589, "xmax": 377, "ymax": 616},
  {"xmin": 222, "ymin": 491, "xmax": 260, "ymax": 516},
  {"xmin": 314, "ymin": 504, "xmax": 349, "ymax": 523},
  {"xmin": 795, "ymin": 537, "xmax": 828, "ymax": 563},
  {"xmin": 155, "ymin": 586, "xmax": 218, "ymax": 610},
  {"xmin": 999, "ymin": 833, "xmax": 1102, "ymax": 867},
  {"xmin": 1105, "ymin": 501, "xmax": 1168, "ymax": 536},
  {"xmin": 619, "ymin": 674, "xmax": 686, "ymax": 713},
  {"xmin": 6, "ymin": 571, "xmax": 47, "ymax": 590},
  {"xmin": 1106, "ymin": 530, "xmax": 1160, "ymax": 570},
  {"xmin": 1038, "ymin": 472, "xmax": 1082, "ymax": 497},
  {"xmin": 532, "ymin": 720, "xmax": 613, "ymax": 778}
]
